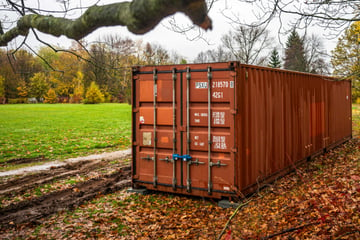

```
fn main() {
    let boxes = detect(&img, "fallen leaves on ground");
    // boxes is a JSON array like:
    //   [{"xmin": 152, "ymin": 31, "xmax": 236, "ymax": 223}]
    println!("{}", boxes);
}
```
[
  {"xmin": 225, "ymin": 139, "xmax": 360, "ymax": 239},
  {"xmin": 1, "ymin": 139, "xmax": 359, "ymax": 239}
]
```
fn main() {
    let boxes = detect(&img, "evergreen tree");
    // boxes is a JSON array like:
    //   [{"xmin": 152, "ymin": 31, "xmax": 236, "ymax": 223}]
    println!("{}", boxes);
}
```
[
  {"xmin": 284, "ymin": 29, "xmax": 307, "ymax": 72},
  {"xmin": 84, "ymin": 81, "xmax": 104, "ymax": 104},
  {"xmin": 268, "ymin": 48, "xmax": 281, "ymax": 68}
]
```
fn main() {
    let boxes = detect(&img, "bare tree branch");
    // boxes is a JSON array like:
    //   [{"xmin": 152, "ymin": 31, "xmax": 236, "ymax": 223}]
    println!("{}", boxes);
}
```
[
  {"xmin": 0, "ymin": 0, "xmax": 212, "ymax": 47},
  {"xmin": 223, "ymin": 0, "xmax": 360, "ymax": 39}
]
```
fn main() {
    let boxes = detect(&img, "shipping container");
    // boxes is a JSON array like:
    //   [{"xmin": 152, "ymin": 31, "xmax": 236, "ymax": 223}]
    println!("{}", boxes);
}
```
[{"xmin": 131, "ymin": 62, "xmax": 352, "ymax": 199}]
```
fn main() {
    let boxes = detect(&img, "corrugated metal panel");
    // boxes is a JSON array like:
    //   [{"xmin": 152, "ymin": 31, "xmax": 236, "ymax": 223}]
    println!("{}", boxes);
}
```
[{"xmin": 131, "ymin": 62, "xmax": 352, "ymax": 199}]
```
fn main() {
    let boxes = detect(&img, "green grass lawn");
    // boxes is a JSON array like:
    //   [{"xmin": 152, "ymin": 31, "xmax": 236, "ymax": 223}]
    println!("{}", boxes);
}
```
[{"xmin": 0, "ymin": 104, "xmax": 131, "ymax": 167}]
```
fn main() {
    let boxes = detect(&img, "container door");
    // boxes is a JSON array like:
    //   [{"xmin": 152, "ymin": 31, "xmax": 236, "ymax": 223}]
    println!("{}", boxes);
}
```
[
  {"xmin": 133, "ymin": 63, "xmax": 236, "ymax": 196},
  {"xmin": 133, "ymin": 67, "xmax": 180, "ymax": 189},
  {"xmin": 183, "ymin": 65, "xmax": 236, "ymax": 195}
]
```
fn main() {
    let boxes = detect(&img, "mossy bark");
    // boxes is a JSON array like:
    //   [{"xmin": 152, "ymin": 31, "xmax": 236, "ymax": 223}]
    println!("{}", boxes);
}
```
[{"xmin": 0, "ymin": 0, "xmax": 212, "ymax": 46}]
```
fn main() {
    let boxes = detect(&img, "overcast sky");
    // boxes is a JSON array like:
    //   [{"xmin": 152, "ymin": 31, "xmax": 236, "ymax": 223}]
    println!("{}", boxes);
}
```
[{"xmin": 7, "ymin": 0, "xmax": 341, "ymax": 62}]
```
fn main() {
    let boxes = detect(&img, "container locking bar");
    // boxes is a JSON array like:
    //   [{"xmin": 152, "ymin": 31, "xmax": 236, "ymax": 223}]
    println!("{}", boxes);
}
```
[
  {"xmin": 172, "ymin": 68, "xmax": 177, "ymax": 190},
  {"xmin": 207, "ymin": 66, "xmax": 213, "ymax": 195},
  {"xmin": 153, "ymin": 69, "xmax": 158, "ymax": 188},
  {"xmin": 186, "ymin": 67, "xmax": 191, "ymax": 193}
]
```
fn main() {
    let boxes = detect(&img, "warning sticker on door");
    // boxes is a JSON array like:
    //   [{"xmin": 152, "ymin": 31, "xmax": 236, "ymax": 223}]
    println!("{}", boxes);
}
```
[{"xmin": 139, "ymin": 116, "xmax": 145, "ymax": 124}]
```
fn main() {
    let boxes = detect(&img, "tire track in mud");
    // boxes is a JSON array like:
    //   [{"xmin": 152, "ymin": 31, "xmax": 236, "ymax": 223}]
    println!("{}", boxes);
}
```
[
  {"xmin": 0, "ymin": 159, "xmax": 110, "ymax": 195},
  {"xmin": 0, "ymin": 166, "xmax": 131, "ymax": 227}
]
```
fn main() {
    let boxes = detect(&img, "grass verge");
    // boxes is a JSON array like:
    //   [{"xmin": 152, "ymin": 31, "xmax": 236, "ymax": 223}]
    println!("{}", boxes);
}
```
[{"xmin": 0, "ymin": 104, "xmax": 131, "ymax": 168}]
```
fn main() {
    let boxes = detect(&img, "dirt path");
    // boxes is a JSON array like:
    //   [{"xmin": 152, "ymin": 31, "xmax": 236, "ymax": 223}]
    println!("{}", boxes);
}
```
[
  {"xmin": 0, "ymin": 148, "xmax": 131, "ymax": 177},
  {"xmin": 0, "ymin": 149, "xmax": 132, "ymax": 228}
]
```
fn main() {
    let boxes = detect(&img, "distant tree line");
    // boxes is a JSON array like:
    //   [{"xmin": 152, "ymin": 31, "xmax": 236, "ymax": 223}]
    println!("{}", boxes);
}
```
[
  {"xmin": 0, "ymin": 22, "xmax": 359, "ymax": 104},
  {"xmin": 0, "ymin": 35, "xmax": 186, "ymax": 104}
]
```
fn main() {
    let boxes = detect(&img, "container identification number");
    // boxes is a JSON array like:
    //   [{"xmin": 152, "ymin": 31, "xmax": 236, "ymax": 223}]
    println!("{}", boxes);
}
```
[
  {"xmin": 212, "ymin": 81, "xmax": 234, "ymax": 89},
  {"xmin": 212, "ymin": 92, "xmax": 224, "ymax": 99},
  {"xmin": 212, "ymin": 81, "xmax": 228, "ymax": 88}
]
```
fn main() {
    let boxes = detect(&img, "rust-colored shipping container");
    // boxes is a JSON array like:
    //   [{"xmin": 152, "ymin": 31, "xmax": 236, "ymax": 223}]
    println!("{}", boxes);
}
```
[{"xmin": 131, "ymin": 62, "xmax": 352, "ymax": 199}]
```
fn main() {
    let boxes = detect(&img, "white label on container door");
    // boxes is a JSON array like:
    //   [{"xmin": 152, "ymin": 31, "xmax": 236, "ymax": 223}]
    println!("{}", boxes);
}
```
[
  {"xmin": 213, "ymin": 136, "xmax": 227, "ymax": 150},
  {"xmin": 143, "ymin": 132, "xmax": 152, "ymax": 146},
  {"xmin": 213, "ymin": 112, "xmax": 225, "ymax": 125},
  {"xmin": 139, "ymin": 116, "xmax": 145, "ymax": 124},
  {"xmin": 230, "ymin": 81, "xmax": 234, "ymax": 88},
  {"xmin": 195, "ymin": 82, "xmax": 208, "ymax": 89}
]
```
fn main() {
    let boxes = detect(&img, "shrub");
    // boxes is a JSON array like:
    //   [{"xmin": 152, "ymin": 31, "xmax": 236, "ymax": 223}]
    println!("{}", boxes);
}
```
[
  {"xmin": 70, "ymin": 85, "xmax": 84, "ymax": 103},
  {"xmin": 44, "ymin": 88, "xmax": 58, "ymax": 104},
  {"xmin": 84, "ymin": 82, "xmax": 104, "ymax": 104},
  {"xmin": 8, "ymin": 98, "xmax": 28, "ymax": 104}
]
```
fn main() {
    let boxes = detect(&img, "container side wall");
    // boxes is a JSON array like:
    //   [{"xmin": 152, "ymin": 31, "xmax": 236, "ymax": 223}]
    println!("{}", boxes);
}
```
[
  {"xmin": 327, "ymin": 80, "xmax": 352, "ymax": 145},
  {"xmin": 236, "ymin": 65, "xmax": 352, "ymax": 194}
]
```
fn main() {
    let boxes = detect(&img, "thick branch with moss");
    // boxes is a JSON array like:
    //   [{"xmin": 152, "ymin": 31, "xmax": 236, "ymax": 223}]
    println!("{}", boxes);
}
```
[{"xmin": 0, "ymin": 0, "xmax": 212, "ymax": 46}]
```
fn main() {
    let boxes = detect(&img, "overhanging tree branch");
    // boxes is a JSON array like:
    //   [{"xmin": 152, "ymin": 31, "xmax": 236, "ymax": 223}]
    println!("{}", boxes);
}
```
[{"xmin": 0, "ymin": 0, "xmax": 212, "ymax": 46}]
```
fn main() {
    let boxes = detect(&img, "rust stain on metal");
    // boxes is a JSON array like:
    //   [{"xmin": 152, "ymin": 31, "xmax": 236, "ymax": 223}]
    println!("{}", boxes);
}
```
[{"xmin": 131, "ymin": 62, "xmax": 352, "ymax": 199}]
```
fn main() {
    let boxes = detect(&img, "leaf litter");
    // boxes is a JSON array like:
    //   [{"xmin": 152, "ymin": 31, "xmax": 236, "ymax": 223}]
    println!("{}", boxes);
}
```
[{"xmin": 0, "ymin": 137, "xmax": 358, "ymax": 239}]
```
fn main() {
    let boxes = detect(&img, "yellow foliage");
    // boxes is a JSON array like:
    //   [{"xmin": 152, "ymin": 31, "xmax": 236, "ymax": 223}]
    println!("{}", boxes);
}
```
[
  {"xmin": 44, "ymin": 88, "xmax": 58, "ymax": 103},
  {"xmin": 0, "ymin": 75, "xmax": 5, "ymax": 98},
  {"xmin": 355, "ymin": 21, "xmax": 360, "ymax": 40},
  {"xmin": 84, "ymin": 82, "xmax": 104, "ymax": 104}
]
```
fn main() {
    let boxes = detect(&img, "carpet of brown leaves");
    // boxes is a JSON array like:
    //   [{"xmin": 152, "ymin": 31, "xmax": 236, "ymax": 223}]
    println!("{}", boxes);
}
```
[{"xmin": 1, "ymin": 137, "xmax": 358, "ymax": 239}]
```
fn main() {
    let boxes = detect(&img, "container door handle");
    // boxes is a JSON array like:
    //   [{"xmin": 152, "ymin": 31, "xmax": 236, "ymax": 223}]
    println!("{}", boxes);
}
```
[
  {"xmin": 141, "ymin": 155, "xmax": 154, "ymax": 161},
  {"xmin": 210, "ymin": 160, "xmax": 227, "ymax": 168}
]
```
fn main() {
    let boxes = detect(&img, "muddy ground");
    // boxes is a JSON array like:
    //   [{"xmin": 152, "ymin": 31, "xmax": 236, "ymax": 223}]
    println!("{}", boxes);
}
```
[{"xmin": 0, "ymin": 152, "xmax": 132, "ymax": 229}]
